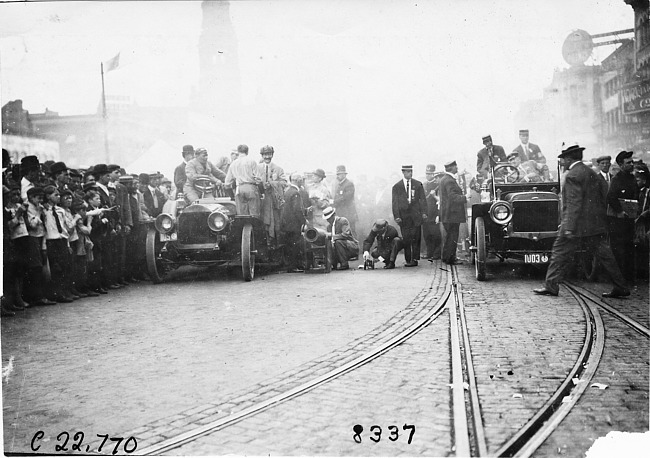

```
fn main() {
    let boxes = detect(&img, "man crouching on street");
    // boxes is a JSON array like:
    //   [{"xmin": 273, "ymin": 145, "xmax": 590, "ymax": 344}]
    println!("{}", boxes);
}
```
[
  {"xmin": 362, "ymin": 218, "xmax": 404, "ymax": 269},
  {"xmin": 323, "ymin": 206, "xmax": 359, "ymax": 271}
]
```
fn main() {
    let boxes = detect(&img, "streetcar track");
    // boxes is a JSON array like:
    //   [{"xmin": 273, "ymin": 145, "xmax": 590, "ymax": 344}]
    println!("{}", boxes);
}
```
[{"xmin": 134, "ymin": 267, "xmax": 454, "ymax": 455}]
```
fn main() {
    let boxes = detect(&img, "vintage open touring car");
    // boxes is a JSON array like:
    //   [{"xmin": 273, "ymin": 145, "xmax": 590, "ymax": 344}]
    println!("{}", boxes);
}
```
[
  {"xmin": 145, "ymin": 175, "xmax": 283, "ymax": 282},
  {"xmin": 469, "ymin": 162, "xmax": 561, "ymax": 281},
  {"xmin": 468, "ymin": 162, "xmax": 599, "ymax": 281}
]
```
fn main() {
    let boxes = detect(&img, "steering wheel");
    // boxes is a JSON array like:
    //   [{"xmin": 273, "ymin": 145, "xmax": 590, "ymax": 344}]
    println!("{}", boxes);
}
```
[
  {"xmin": 194, "ymin": 174, "xmax": 216, "ymax": 198},
  {"xmin": 493, "ymin": 165, "xmax": 521, "ymax": 184}
]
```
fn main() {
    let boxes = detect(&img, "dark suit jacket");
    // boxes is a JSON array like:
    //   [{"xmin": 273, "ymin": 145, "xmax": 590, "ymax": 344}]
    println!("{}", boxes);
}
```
[
  {"xmin": 114, "ymin": 182, "xmax": 133, "ymax": 228},
  {"xmin": 392, "ymin": 178, "xmax": 426, "ymax": 228},
  {"xmin": 143, "ymin": 187, "xmax": 166, "ymax": 218},
  {"xmin": 607, "ymin": 171, "xmax": 638, "ymax": 215},
  {"xmin": 174, "ymin": 161, "xmax": 187, "ymax": 194},
  {"xmin": 438, "ymin": 174, "xmax": 467, "ymax": 224},
  {"xmin": 477, "ymin": 145, "xmax": 507, "ymax": 177},
  {"xmin": 512, "ymin": 143, "xmax": 545, "ymax": 163},
  {"xmin": 362, "ymin": 224, "xmax": 400, "ymax": 252},
  {"xmin": 332, "ymin": 178, "xmax": 358, "ymax": 223},
  {"xmin": 562, "ymin": 161, "xmax": 607, "ymax": 237},
  {"xmin": 423, "ymin": 179, "xmax": 440, "ymax": 220},
  {"xmin": 280, "ymin": 185, "xmax": 308, "ymax": 233}
]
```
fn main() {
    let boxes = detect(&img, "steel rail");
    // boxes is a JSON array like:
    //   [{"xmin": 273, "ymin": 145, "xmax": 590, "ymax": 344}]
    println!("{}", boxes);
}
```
[
  {"xmin": 494, "ymin": 286, "xmax": 604, "ymax": 457},
  {"xmin": 137, "ymin": 271, "xmax": 453, "ymax": 455},
  {"xmin": 452, "ymin": 266, "xmax": 488, "ymax": 456},
  {"xmin": 566, "ymin": 283, "xmax": 649, "ymax": 338}
]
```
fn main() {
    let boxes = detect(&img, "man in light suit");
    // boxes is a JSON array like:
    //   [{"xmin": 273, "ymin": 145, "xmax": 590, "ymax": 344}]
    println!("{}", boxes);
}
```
[
  {"xmin": 512, "ymin": 129, "xmax": 546, "ymax": 164},
  {"xmin": 392, "ymin": 165, "xmax": 427, "ymax": 267},
  {"xmin": 534, "ymin": 142, "xmax": 629, "ymax": 298},
  {"xmin": 438, "ymin": 160, "xmax": 467, "ymax": 265},
  {"xmin": 323, "ymin": 206, "xmax": 359, "ymax": 271}
]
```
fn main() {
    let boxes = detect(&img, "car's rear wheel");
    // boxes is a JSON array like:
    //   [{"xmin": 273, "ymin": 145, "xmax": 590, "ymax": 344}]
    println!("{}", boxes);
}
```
[
  {"xmin": 241, "ymin": 223, "xmax": 255, "ymax": 281},
  {"xmin": 475, "ymin": 217, "xmax": 487, "ymax": 281},
  {"xmin": 145, "ymin": 227, "xmax": 166, "ymax": 284}
]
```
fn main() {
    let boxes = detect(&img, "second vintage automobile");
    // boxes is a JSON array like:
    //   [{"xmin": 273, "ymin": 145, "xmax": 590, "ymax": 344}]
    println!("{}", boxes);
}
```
[{"xmin": 145, "ymin": 175, "xmax": 283, "ymax": 282}]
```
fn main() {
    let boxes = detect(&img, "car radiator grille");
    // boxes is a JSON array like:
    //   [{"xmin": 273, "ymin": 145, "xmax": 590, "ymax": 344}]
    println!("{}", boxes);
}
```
[
  {"xmin": 512, "ymin": 200, "xmax": 558, "ymax": 233},
  {"xmin": 178, "ymin": 213, "xmax": 216, "ymax": 244}
]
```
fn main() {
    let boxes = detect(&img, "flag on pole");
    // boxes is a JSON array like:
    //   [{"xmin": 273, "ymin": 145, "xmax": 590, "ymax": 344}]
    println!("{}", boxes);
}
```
[{"xmin": 103, "ymin": 52, "xmax": 120, "ymax": 72}]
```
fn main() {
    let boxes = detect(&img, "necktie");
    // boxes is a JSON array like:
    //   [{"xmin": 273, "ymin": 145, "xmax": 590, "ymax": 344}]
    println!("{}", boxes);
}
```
[
  {"xmin": 52, "ymin": 207, "xmax": 63, "ymax": 234},
  {"xmin": 524, "ymin": 145, "xmax": 529, "ymax": 158},
  {"xmin": 266, "ymin": 165, "xmax": 269, "ymax": 183},
  {"xmin": 152, "ymin": 189, "xmax": 158, "ymax": 208},
  {"xmin": 407, "ymin": 180, "xmax": 411, "ymax": 204}
]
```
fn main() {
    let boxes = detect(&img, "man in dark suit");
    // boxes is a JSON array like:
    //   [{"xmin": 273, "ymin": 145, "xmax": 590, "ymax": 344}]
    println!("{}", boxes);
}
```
[
  {"xmin": 280, "ymin": 173, "xmax": 309, "ymax": 273},
  {"xmin": 173, "ymin": 145, "xmax": 195, "ymax": 196},
  {"xmin": 534, "ymin": 142, "xmax": 629, "ymax": 298},
  {"xmin": 422, "ymin": 164, "xmax": 442, "ymax": 260},
  {"xmin": 512, "ymin": 129, "xmax": 546, "ymax": 164},
  {"xmin": 607, "ymin": 150, "xmax": 638, "ymax": 281},
  {"xmin": 438, "ymin": 160, "xmax": 467, "ymax": 265},
  {"xmin": 362, "ymin": 219, "xmax": 403, "ymax": 269},
  {"xmin": 392, "ymin": 165, "xmax": 427, "ymax": 267},
  {"xmin": 332, "ymin": 165, "xmax": 359, "ymax": 237},
  {"xmin": 477, "ymin": 135, "xmax": 507, "ymax": 179},
  {"xmin": 140, "ymin": 173, "xmax": 166, "ymax": 217}
]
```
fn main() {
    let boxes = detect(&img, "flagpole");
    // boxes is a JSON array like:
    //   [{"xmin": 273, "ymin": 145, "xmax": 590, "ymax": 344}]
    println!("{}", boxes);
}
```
[{"xmin": 101, "ymin": 62, "xmax": 110, "ymax": 162}]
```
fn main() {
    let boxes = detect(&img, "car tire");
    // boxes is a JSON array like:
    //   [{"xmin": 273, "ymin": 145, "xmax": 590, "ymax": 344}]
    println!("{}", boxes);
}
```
[
  {"xmin": 475, "ymin": 217, "xmax": 487, "ymax": 281},
  {"xmin": 324, "ymin": 240, "xmax": 332, "ymax": 273},
  {"xmin": 145, "ymin": 227, "xmax": 166, "ymax": 284},
  {"xmin": 241, "ymin": 223, "xmax": 255, "ymax": 281}
]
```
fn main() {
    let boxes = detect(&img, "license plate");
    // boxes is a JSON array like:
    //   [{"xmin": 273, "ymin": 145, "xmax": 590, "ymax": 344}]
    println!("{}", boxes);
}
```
[
  {"xmin": 524, "ymin": 253, "xmax": 549, "ymax": 264},
  {"xmin": 160, "ymin": 233, "xmax": 177, "ymax": 242}
]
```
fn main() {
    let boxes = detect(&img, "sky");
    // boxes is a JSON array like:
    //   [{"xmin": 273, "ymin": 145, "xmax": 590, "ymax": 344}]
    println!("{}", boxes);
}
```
[{"xmin": 0, "ymin": 0, "xmax": 635, "ymax": 176}]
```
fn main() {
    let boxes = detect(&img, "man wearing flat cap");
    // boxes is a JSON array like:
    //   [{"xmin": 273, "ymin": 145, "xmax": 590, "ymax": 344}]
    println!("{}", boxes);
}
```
[
  {"xmin": 258, "ymin": 145, "xmax": 287, "ymax": 245},
  {"xmin": 332, "ymin": 165, "xmax": 359, "ymax": 238},
  {"xmin": 595, "ymin": 155, "xmax": 612, "ymax": 189},
  {"xmin": 534, "ymin": 142, "xmax": 629, "ymax": 298},
  {"xmin": 392, "ymin": 165, "xmax": 427, "ymax": 267},
  {"xmin": 512, "ymin": 129, "xmax": 545, "ymax": 164},
  {"xmin": 606, "ymin": 150, "xmax": 638, "ymax": 281},
  {"xmin": 506, "ymin": 152, "xmax": 547, "ymax": 182},
  {"xmin": 477, "ymin": 135, "xmax": 507, "ymax": 179},
  {"xmin": 438, "ymin": 160, "xmax": 467, "ymax": 265},
  {"xmin": 362, "ymin": 219, "xmax": 404, "ymax": 269},
  {"xmin": 174, "ymin": 145, "xmax": 195, "ymax": 196},
  {"xmin": 184, "ymin": 147, "xmax": 226, "ymax": 203}
]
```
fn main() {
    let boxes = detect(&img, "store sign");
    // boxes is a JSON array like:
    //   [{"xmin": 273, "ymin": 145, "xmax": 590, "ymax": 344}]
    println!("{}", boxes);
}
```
[{"xmin": 621, "ymin": 79, "xmax": 650, "ymax": 115}]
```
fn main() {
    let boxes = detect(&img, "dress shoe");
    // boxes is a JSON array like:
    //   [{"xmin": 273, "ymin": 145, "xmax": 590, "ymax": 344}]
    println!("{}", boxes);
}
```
[
  {"xmin": 119, "ymin": 280, "xmax": 130, "ymax": 286},
  {"xmin": 93, "ymin": 288, "xmax": 108, "ymax": 295},
  {"xmin": 337, "ymin": 265, "xmax": 350, "ymax": 271},
  {"xmin": 70, "ymin": 289, "xmax": 87, "ymax": 298},
  {"xmin": 602, "ymin": 288, "xmax": 631, "ymax": 298},
  {"xmin": 85, "ymin": 290, "xmax": 100, "ymax": 297},
  {"xmin": 2, "ymin": 307, "xmax": 16, "ymax": 317},
  {"xmin": 108, "ymin": 284, "xmax": 121, "ymax": 290},
  {"xmin": 127, "ymin": 277, "xmax": 141, "ymax": 283},
  {"xmin": 533, "ymin": 287, "xmax": 559, "ymax": 296},
  {"xmin": 8, "ymin": 304, "xmax": 25, "ymax": 311},
  {"xmin": 383, "ymin": 262, "xmax": 395, "ymax": 269},
  {"xmin": 52, "ymin": 295, "xmax": 73, "ymax": 303},
  {"xmin": 404, "ymin": 261, "xmax": 418, "ymax": 267},
  {"xmin": 33, "ymin": 298, "xmax": 57, "ymax": 306},
  {"xmin": 287, "ymin": 268, "xmax": 304, "ymax": 273}
]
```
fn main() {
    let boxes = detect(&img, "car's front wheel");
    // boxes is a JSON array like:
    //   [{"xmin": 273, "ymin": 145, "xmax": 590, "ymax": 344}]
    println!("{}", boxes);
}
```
[
  {"xmin": 145, "ymin": 227, "xmax": 166, "ymax": 284},
  {"xmin": 475, "ymin": 217, "xmax": 487, "ymax": 281},
  {"xmin": 241, "ymin": 223, "xmax": 255, "ymax": 281}
]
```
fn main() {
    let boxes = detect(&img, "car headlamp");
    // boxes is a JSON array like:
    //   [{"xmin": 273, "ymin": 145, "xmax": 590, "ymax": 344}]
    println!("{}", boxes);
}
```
[
  {"xmin": 155, "ymin": 213, "xmax": 175, "ymax": 234},
  {"xmin": 207, "ymin": 211, "xmax": 230, "ymax": 232},
  {"xmin": 489, "ymin": 201, "xmax": 513, "ymax": 225}
]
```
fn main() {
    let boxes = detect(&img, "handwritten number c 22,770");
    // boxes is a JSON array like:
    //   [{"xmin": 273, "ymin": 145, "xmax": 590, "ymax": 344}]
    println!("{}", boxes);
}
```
[
  {"xmin": 30, "ymin": 431, "xmax": 137, "ymax": 454},
  {"xmin": 352, "ymin": 424, "xmax": 415, "ymax": 444}
]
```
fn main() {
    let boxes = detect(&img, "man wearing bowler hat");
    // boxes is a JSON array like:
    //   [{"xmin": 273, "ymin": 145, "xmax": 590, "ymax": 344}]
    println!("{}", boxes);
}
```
[
  {"xmin": 534, "ymin": 142, "xmax": 629, "ymax": 298},
  {"xmin": 50, "ymin": 161, "xmax": 70, "ymax": 192},
  {"xmin": 392, "ymin": 165, "xmax": 427, "ymax": 267},
  {"xmin": 422, "ymin": 164, "xmax": 442, "ymax": 260},
  {"xmin": 512, "ymin": 129, "xmax": 545, "ymax": 164},
  {"xmin": 174, "ymin": 145, "xmax": 195, "ymax": 196},
  {"xmin": 477, "ymin": 135, "xmax": 507, "ymax": 179},
  {"xmin": 438, "ymin": 160, "xmax": 467, "ymax": 265},
  {"xmin": 607, "ymin": 150, "xmax": 638, "ymax": 281},
  {"xmin": 20, "ymin": 155, "xmax": 42, "ymax": 203},
  {"xmin": 332, "ymin": 165, "xmax": 359, "ymax": 238}
]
